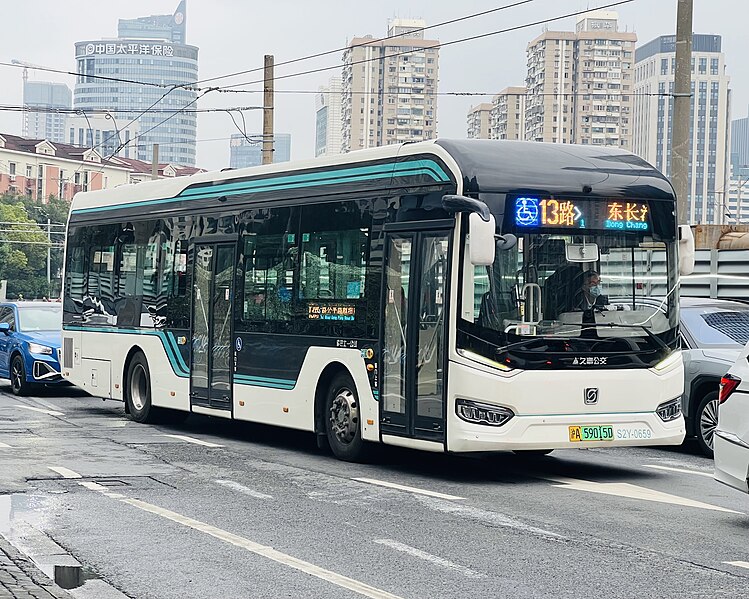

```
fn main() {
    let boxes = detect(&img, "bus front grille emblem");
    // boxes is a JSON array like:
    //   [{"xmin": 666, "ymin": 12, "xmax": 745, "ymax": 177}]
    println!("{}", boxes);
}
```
[{"xmin": 584, "ymin": 388, "xmax": 599, "ymax": 405}]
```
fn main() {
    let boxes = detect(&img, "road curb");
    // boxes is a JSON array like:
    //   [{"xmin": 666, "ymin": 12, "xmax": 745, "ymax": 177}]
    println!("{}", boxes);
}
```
[{"xmin": 0, "ymin": 533, "xmax": 74, "ymax": 599}]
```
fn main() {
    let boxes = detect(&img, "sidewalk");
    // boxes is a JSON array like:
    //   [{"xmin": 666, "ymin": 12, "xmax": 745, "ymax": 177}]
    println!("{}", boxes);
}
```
[{"xmin": 0, "ymin": 535, "xmax": 73, "ymax": 599}]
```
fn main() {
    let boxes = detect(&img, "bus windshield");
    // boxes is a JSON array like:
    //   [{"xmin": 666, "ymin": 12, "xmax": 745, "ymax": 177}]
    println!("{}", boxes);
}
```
[{"xmin": 458, "ymin": 196, "xmax": 679, "ymax": 369}]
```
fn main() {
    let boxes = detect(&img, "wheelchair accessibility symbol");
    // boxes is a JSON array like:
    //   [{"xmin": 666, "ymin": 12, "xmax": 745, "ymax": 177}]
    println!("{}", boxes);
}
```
[{"xmin": 235, "ymin": 337, "xmax": 243, "ymax": 352}]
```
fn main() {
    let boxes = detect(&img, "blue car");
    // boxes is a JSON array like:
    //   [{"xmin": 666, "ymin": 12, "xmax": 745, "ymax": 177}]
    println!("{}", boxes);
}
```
[{"xmin": 0, "ymin": 301, "xmax": 63, "ymax": 395}]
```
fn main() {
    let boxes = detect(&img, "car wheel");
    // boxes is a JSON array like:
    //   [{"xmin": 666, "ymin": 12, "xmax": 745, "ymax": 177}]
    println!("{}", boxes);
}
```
[
  {"xmin": 125, "ymin": 353, "xmax": 156, "ymax": 423},
  {"xmin": 11, "ymin": 355, "xmax": 33, "ymax": 396},
  {"xmin": 325, "ymin": 372, "xmax": 371, "ymax": 462},
  {"xmin": 696, "ymin": 390, "xmax": 719, "ymax": 458}
]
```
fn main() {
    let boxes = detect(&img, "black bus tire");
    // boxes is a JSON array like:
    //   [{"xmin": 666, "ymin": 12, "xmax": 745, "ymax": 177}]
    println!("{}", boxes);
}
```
[
  {"xmin": 325, "ymin": 372, "xmax": 370, "ymax": 462},
  {"xmin": 125, "ymin": 352, "xmax": 156, "ymax": 423}
]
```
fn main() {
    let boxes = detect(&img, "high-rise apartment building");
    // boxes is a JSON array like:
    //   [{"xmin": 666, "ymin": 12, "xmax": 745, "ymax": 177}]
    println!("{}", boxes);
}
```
[
  {"xmin": 229, "ymin": 133, "xmax": 291, "ymax": 169},
  {"xmin": 525, "ymin": 11, "xmax": 636, "ymax": 148},
  {"xmin": 22, "ymin": 81, "xmax": 72, "ymax": 143},
  {"xmin": 341, "ymin": 19, "xmax": 439, "ymax": 153},
  {"xmin": 466, "ymin": 103, "xmax": 492, "ymax": 139},
  {"xmin": 491, "ymin": 87, "xmax": 526, "ymax": 140},
  {"xmin": 315, "ymin": 76, "xmax": 343, "ymax": 157},
  {"xmin": 725, "ymin": 166, "xmax": 749, "ymax": 223},
  {"xmin": 73, "ymin": 1, "xmax": 198, "ymax": 166},
  {"xmin": 731, "ymin": 107, "xmax": 749, "ymax": 169},
  {"xmin": 525, "ymin": 31, "xmax": 576, "ymax": 143},
  {"xmin": 633, "ymin": 34, "xmax": 730, "ymax": 224}
]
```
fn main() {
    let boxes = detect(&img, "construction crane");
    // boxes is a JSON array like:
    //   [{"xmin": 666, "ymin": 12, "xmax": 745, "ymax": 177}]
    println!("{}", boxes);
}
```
[{"xmin": 10, "ymin": 58, "xmax": 49, "ymax": 83}]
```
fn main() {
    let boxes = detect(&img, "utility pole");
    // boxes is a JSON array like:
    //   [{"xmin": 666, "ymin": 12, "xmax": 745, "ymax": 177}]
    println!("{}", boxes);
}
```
[
  {"xmin": 151, "ymin": 143, "xmax": 159, "ymax": 180},
  {"xmin": 262, "ymin": 54, "xmax": 274, "ymax": 166},
  {"xmin": 46, "ymin": 217, "xmax": 51, "ymax": 294},
  {"xmin": 671, "ymin": 0, "xmax": 693, "ymax": 225}
]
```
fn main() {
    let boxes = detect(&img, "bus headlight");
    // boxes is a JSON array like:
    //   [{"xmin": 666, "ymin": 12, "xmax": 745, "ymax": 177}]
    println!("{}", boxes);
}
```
[
  {"xmin": 656, "ymin": 398, "xmax": 682, "ymax": 422},
  {"xmin": 653, "ymin": 351, "xmax": 681, "ymax": 372},
  {"xmin": 456, "ymin": 399, "xmax": 514, "ymax": 427}
]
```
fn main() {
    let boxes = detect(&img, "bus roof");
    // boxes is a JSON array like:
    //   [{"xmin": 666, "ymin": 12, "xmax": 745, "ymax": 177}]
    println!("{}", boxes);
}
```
[
  {"xmin": 435, "ymin": 139, "xmax": 676, "ymax": 201},
  {"xmin": 69, "ymin": 139, "xmax": 674, "ymax": 217}
]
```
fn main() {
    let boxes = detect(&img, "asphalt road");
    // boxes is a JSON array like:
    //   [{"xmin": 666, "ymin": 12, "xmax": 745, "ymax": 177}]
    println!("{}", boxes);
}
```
[{"xmin": 1, "ymin": 387, "xmax": 748, "ymax": 599}]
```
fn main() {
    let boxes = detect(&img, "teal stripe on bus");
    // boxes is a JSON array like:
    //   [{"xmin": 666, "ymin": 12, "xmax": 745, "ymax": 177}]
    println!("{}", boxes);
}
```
[
  {"xmin": 233, "ymin": 378, "xmax": 295, "ymax": 390},
  {"xmin": 71, "ymin": 159, "xmax": 451, "ymax": 215},
  {"xmin": 233, "ymin": 374, "xmax": 296, "ymax": 390},
  {"xmin": 234, "ymin": 374, "xmax": 296, "ymax": 385},
  {"xmin": 63, "ymin": 325, "xmax": 189, "ymax": 378},
  {"xmin": 179, "ymin": 160, "xmax": 450, "ymax": 198}
]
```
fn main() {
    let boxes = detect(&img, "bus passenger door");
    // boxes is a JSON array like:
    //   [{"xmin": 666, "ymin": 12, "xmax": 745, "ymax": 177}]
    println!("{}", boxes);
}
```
[
  {"xmin": 190, "ymin": 243, "xmax": 236, "ymax": 412},
  {"xmin": 381, "ymin": 230, "xmax": 450, "ymax": 442}
]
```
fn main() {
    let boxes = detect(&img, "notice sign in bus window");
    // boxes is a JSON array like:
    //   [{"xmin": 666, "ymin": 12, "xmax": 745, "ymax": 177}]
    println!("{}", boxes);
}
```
[
  {"xmin": 308, "ymin": 303, "xmax": 356, "ymax": 321},
  {"xmin": 513, "ymin": 196, "xmax": 651, "ymax": 232}
]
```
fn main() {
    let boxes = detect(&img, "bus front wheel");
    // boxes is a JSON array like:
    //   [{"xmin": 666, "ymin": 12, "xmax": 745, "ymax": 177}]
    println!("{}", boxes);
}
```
[
  {"xmin": 325, "ymin": 373, "xmax": 369, "ymax": 462},
  {"xmin": 126, "ymin": 352, "xmax": 156, "ymax": 423}
]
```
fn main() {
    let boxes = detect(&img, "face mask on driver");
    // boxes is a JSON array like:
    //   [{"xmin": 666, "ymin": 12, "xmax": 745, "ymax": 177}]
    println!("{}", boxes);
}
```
[{"xmin": 589, "ymin": 285, "xmax": 601, "ymax": 297}]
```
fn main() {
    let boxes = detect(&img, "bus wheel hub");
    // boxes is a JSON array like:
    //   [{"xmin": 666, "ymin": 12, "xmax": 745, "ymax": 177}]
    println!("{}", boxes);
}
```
[{"xmin": 330, "ymin": 389, "xmax": 358, "ymax": 444}]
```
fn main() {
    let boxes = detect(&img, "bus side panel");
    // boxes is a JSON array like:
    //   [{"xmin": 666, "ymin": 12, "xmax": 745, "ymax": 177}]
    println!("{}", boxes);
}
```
[
  {"xmin": 73, "ymin": 330, "xmax": 189, "ymax": 411},
  {"xmin": 233, "ymin": 347, "xmax": 379, "ymax": 441}
]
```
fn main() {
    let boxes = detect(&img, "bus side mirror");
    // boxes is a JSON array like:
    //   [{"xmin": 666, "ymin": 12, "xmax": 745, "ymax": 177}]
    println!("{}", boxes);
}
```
[
  {"xmin": 469, "ymin": 212, "xmax": 496, "ymax": 266},
  {"xmin": 678, "ymin": 224, "xmax": 695, "ymax": 276},
  {"xmin": 0, "ymin": 323, "xmax": 10, "ymax": 335}
]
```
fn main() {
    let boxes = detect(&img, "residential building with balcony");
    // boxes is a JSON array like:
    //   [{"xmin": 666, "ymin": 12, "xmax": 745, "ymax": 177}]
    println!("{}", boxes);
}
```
[{"xmin": 341, "ymin": 19, "xmax": 439, "ymax": 153}]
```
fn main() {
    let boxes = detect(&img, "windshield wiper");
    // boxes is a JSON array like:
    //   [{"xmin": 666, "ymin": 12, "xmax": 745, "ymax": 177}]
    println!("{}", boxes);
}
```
[
  {"xmin": 590, "ymin": 322, "xmax": 669, "ymax": 351},
  {"xmin": 493, "ymin": 322, "xmax": 669, "ymax": 354}
]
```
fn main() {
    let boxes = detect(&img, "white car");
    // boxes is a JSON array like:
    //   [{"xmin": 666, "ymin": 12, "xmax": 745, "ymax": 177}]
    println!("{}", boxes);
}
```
[{"xmin": 714, "ymin": 342, "xmax": 749, "ymax": 494}]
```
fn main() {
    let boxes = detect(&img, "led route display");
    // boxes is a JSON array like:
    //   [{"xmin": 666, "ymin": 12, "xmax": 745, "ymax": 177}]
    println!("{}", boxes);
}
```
[{"xmin": 514, "ymin": 197, "xmax": 651, "ymax": 231}]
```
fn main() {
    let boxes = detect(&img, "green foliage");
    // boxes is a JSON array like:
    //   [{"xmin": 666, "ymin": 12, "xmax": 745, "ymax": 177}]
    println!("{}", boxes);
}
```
[{"xmin": 0, "ymin": 192, "xmax": 69, "ymax": 299}]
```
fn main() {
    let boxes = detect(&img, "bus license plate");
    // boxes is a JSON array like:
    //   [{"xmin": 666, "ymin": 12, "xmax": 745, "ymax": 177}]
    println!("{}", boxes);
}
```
[{"xmin": 569, "ymin": 425, "xmax": 614, "ymax": 442}]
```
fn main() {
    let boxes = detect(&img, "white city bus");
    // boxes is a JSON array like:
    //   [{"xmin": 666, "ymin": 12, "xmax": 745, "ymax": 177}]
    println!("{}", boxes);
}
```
[{"xmin": 61, "ymin": 139, "xmax": 693, "ymax": 461}]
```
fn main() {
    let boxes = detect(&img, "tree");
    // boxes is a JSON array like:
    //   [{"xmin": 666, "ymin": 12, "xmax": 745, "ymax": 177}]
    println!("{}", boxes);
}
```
[
  {"xmin": 0, "ymin": 201, "xmax": 50, "ymax": 299},
  {"xmin": 0, "ymin": 193, "xmax": 71, "ymax": 298}
]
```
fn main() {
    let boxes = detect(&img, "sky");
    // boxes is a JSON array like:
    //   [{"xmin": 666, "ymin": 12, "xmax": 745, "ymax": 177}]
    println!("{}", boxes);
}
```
[{"xmin": 0, "ymin": 0, "xmax": 747, "ymax": 170}]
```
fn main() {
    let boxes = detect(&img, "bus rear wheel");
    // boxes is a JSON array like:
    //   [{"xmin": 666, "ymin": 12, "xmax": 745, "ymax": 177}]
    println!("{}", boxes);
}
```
[
  {"xmin": 126, "ymin": 352, "xmax": 156, "ymax": 423},
  {"xmin": 325, "ymin": 373, "xmax": 370, "ymax": 462}
]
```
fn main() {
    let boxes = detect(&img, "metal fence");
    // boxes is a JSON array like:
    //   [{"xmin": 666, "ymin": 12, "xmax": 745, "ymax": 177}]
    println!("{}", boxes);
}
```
[{"xmin": 681, "ymin": 250, "xmax": 749, "ymax": 300}]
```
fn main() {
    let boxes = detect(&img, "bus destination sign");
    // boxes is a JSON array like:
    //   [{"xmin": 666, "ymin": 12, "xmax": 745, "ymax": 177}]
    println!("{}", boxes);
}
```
[{"xmin": 514, "ymin": 197, "xmax": 650, "ymax": 232}]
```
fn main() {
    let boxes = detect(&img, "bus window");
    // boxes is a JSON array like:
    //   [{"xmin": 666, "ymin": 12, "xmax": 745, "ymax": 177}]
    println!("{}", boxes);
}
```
[
  {"xmin": 239, "ymin": 207, "xmax": 297, "ymax": 330},
  {"xmin": 161, "ymin": 218, "xmax": 190, "ymax": 330}
]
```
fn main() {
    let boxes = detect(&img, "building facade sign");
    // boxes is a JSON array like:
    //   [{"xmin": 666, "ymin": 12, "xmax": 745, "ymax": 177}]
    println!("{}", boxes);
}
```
[{"xmin": 79, "ymin": 42, "xmax": 174, "ymax": 57}]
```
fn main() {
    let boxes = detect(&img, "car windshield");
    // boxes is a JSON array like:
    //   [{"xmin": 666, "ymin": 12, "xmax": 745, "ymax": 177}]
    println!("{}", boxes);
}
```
[
  {"xmin": 18, "ymin": 306, "xmax": 62, "ymax": 332},
  {"xmin": 682, "ymin": 305, "xmax": 749, "ymax": 347}
]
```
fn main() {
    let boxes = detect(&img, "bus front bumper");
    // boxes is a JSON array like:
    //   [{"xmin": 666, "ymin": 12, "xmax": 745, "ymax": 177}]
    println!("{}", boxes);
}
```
[{"xmin": 447, "ymin": 411, "xmax": 685, "ymax": 452}]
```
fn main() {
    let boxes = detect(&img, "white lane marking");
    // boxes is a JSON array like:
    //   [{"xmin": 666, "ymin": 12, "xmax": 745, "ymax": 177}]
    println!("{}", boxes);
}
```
[
  {"xmin": 417, "ymin": 496, "xmax": 565, "ymax": 541},
  {"xmin": 14, "ymin": 405, "xmax": 64, "ymax": 417},
  {"xmin": 0, "ymin": 441, "xmax": 12, "ymax": 448},
  {"xmin": 79, "ymin": 483, "xmax": 404, "ymax": 599},
  {"xmin": 79, "ymin": 481, "xmax": 126, "ymax": 499},
  {"xmin": 162, "ymin": 434, "xmax": 223, "ymax": 448},
  {"xmin": 644, "ymin": 464, "xmax": 713, "ymax": 478},
  {"xmin": 374, "ymin": 539, "xmax": 485, "ymax": 579},
  {"xmin": 215, "ymin": 479, "xmax": 273, "ymax": 499},
  {"xmin": 352, "ymin": 477, "xmax": 464, "ymax": 500},
  {"xmin": 724, "ymin": 561, "xmax": 749, "ymax": 570},
  {"xmin": 547, "ymin": 476, "xmax": 742, "ymax": 514},
  {"xmin": 48, "ymin": 466, "xmax": 82, "ymax": 479}
]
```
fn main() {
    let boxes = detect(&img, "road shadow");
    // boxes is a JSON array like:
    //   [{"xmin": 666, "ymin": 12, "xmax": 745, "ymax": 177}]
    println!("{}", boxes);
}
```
[{"xmin": 61, "ymin": 395, "xmax": 692, "ymax": 487}]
